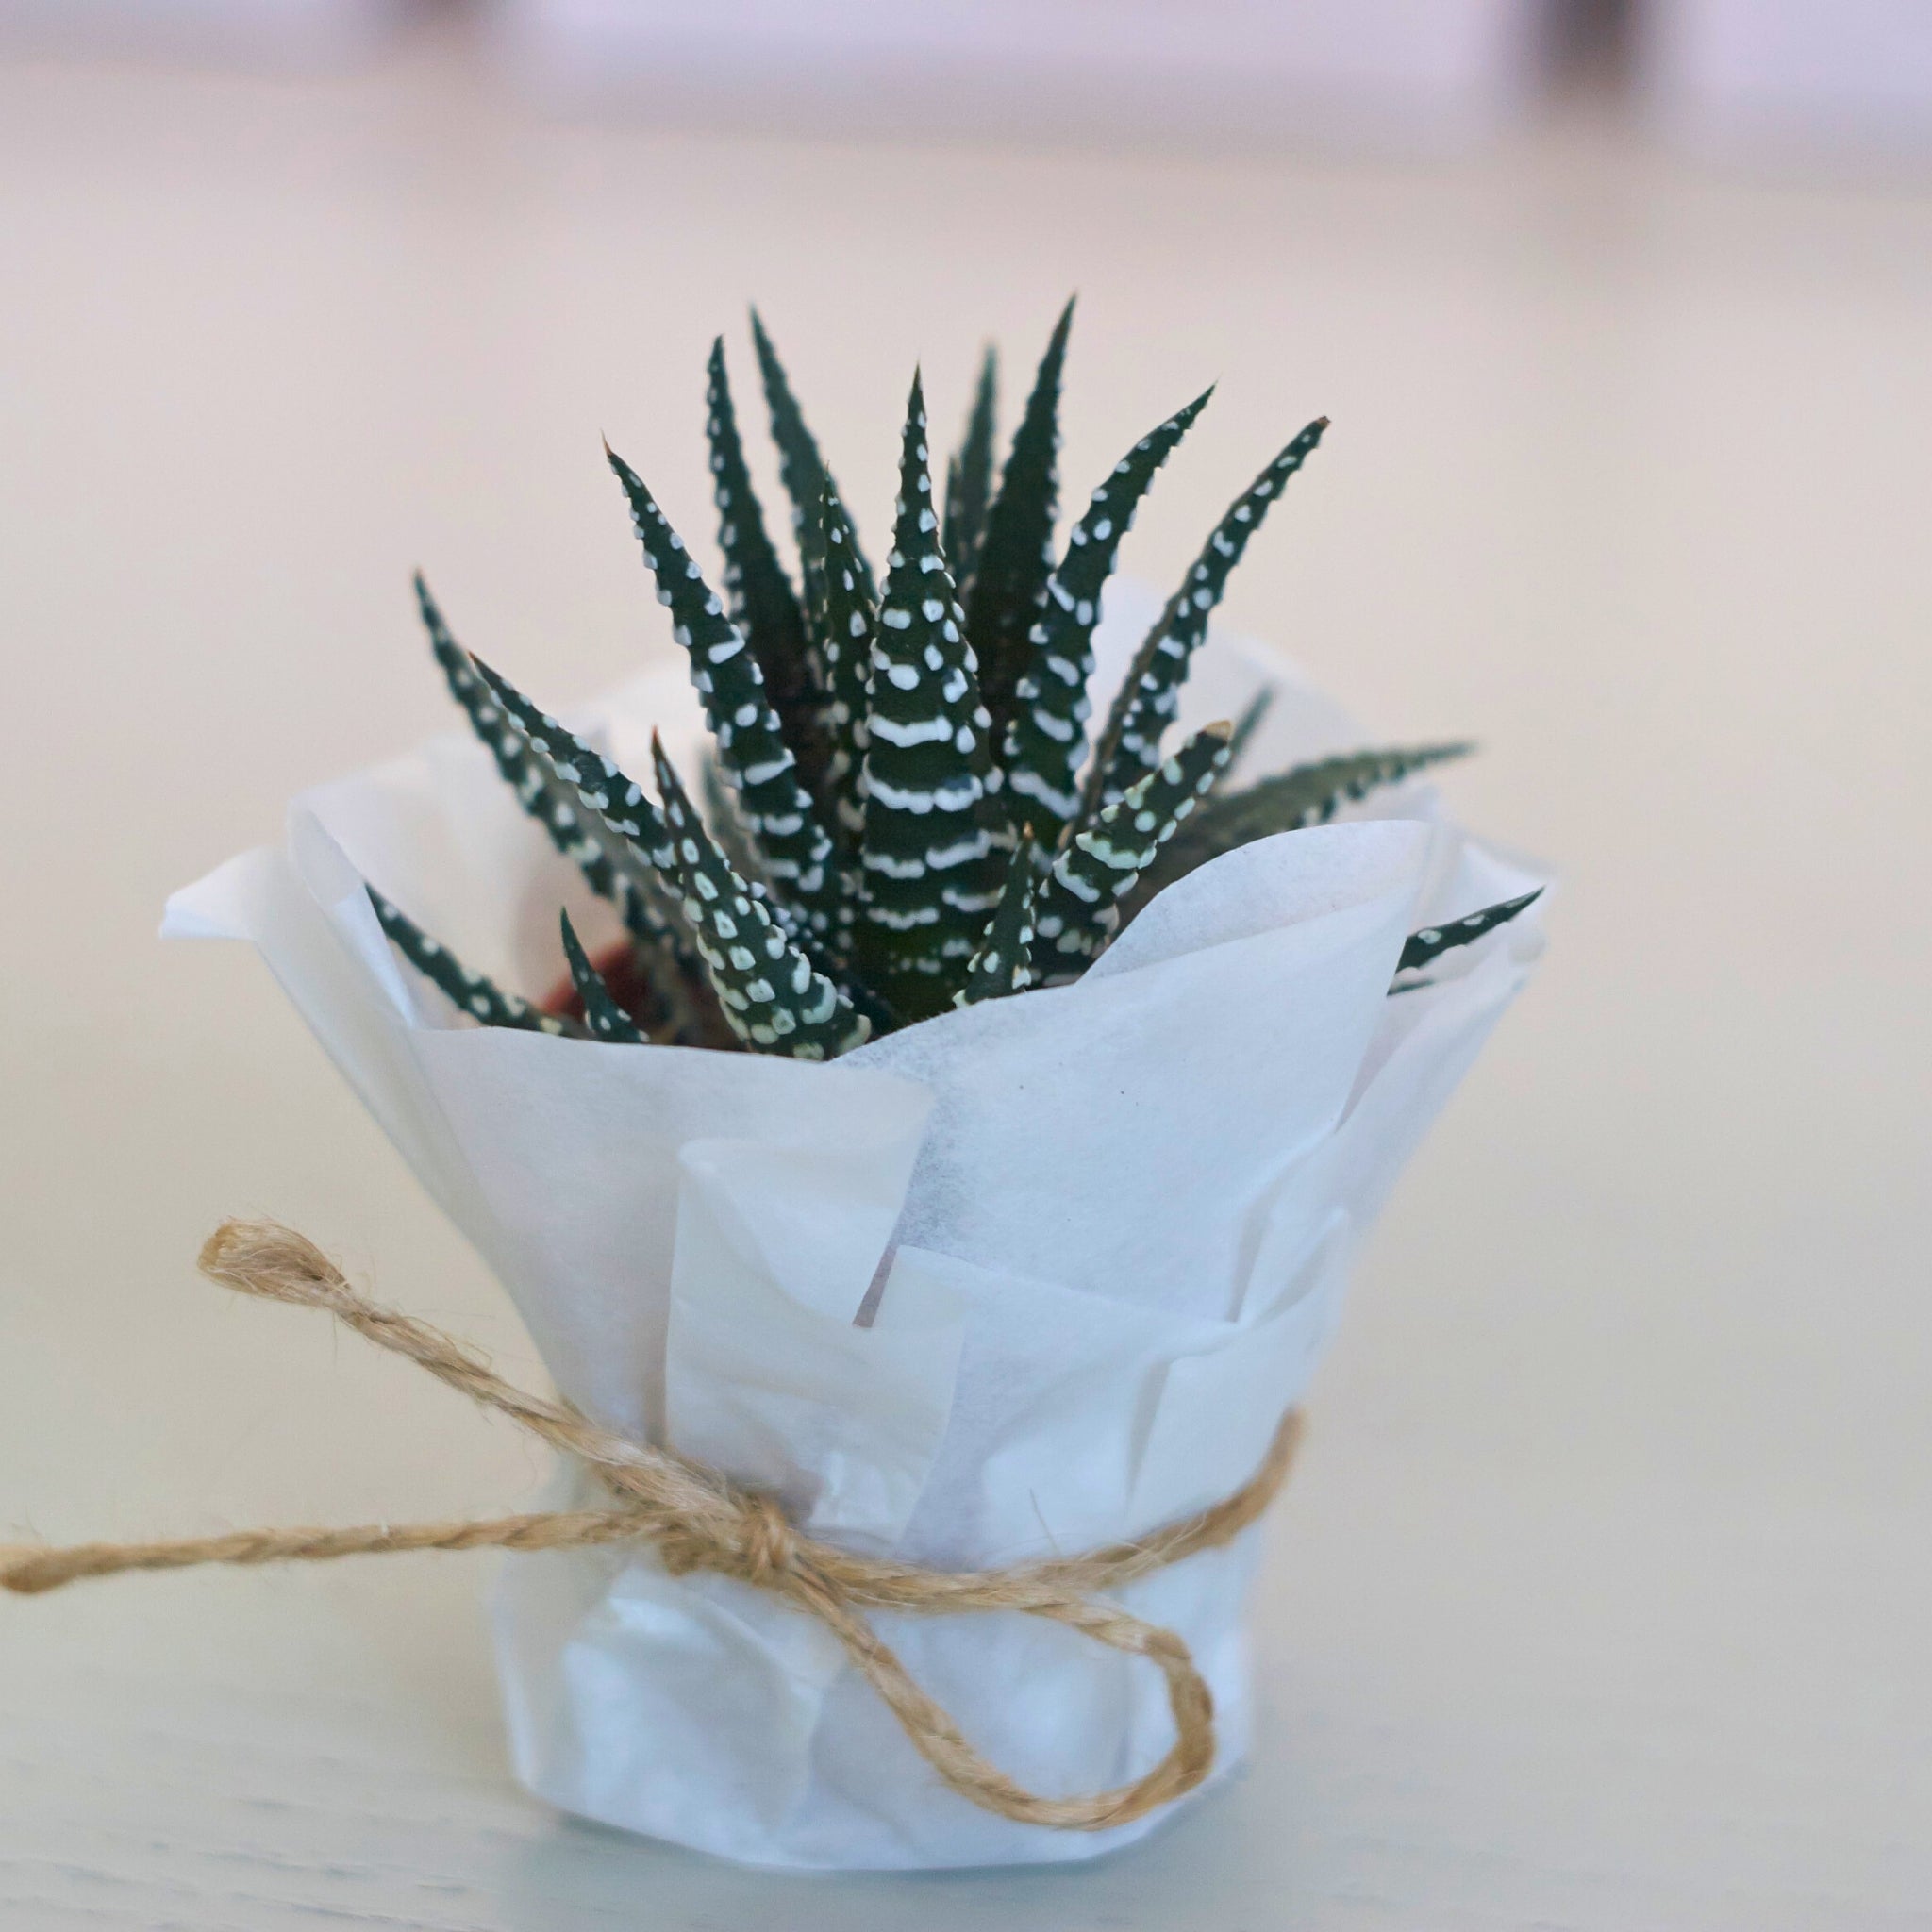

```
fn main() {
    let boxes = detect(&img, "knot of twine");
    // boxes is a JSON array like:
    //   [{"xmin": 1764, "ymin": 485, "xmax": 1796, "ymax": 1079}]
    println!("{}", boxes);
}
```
[{"xmin": 1, "ymin": 1220, "xmax": 1305, "ymax": 1834}]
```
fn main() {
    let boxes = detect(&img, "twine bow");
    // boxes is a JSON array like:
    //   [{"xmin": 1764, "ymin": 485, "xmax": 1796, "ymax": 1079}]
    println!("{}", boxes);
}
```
[{"xmin": 1, "ymin": 1220, "xmax": 1304, "ymax": 1833}]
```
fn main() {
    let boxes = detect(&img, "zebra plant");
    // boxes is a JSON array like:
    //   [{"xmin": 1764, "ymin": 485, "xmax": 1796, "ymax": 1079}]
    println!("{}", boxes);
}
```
[{"xmin": 385, "ymin": 304, "xmax": 1538, "ymax": 1058}]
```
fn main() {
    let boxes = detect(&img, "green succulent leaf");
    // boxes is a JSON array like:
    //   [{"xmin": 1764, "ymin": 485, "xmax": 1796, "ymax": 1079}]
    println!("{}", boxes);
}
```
[
  {"xmin": 651, "ymin": 737, "xmax": 871, "ymax": 1058},
  {"xmin": 750, "ymin": 309, "xmax": 877, "ymax": 610},
  {"xmin": 700, "ymin": 750, "xmax": 767, "ymax": 887},
  {"xmin": 696, "ymin": 741, "xmax": 888, "ymax": 1035},
  {"xmin": 1031, "ymin": 721, "xmax": 1232, "ymax": 979},
  {"xmin": 943, "ymin": 344, "xmax": 998, "ymax": 593},
  {"xmin": 464, "ymin": 653, "xmax": 672, "ymax": 868},
  {"xmin": 1222, "ymin": 684, "xmax": 1275, "ymax": 776},
  {"xmin": 1082, "ymin": 417, "xmax": 1327, "ymax": 820},
  {"xmin": 559, "ymin": 908, "xmax": 646, "ymax": 1042},
  {"xmin": 853, "ymin": 371, "xmax": 1008, "ymax": 1021},
  {"xmin": 812, "ymin": 479, "xmax": 877, "ymax": 845},
  {"xmin": 414, "ymin": 574, "xmax": 682, "ymax": 952},
  {"xmin": 1392, "ymin": 889, "xmax": 1543, "ymax": 983},
  {"xmin": 458, "ymin": 651, "xmax": 736, "ymax": 1042},
  {"xmin": 605, "ymin": 443, "xmax": 842, "ymax": 938},
  {"xmin": 369, "ymin": 886, "xmax": 580, "ymax": 1038},
  {"xmin": 965, "ymin": 297, "xmax": 1074, "ymax": 745},
  {"xmin": 1137, "ymin": 741, "xmax": 1474, "ymax": 903},
  {"xmin": 705, "ymin": 338, "xmax": 828, "ymax": 795},
  {"xmin": 1003, "ymin": 386, "xmax": 1214, "ymax": 843},
  {"xmin": 954, "ymin": 832, "xmax": 1040, "ymax": 1008}
]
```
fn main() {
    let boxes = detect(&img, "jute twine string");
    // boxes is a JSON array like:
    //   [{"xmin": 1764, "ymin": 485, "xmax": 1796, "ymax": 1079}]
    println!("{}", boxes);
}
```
[{"xmin": 0, "ymin": 1220, "xmax": 1305, "ymax": 1833}]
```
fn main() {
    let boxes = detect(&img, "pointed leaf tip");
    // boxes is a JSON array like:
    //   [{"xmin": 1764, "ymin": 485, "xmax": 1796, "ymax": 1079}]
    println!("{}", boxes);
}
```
[
  {"xmin": 943, "ymin": 344, "xmax": 1000, "ymax": 592},
  {"xmin": 371, "ymin": 886, "xmax": 579, "ymax": 1039},
  {"xmin": 1081, "ymin": 412, "xmax": 1331, "ymax": 819},
  {"xmin": 1137, "ymin": 741, "xmax": 1474, "ymax": 904},
  {"xmin": 955, "ymin": 833, "xmax": 1041, "ymax": 1008},
  {"xmin": 1393, "ymin": 888, "xmax": 1543, "ymax": 980},
  {"xmin": 704, "ymin": 335, "xmax": 825, "ymax": 794},
  {"xmin": 559, "ymin": 908, "xmax": 646, "ymax": 1043},
  {"xmin": 965, "ymin": 301, "xmax": 1078, "ymax": 739}
]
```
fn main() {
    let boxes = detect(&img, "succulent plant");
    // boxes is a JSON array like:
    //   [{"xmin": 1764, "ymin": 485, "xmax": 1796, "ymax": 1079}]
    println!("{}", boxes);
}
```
[{"xmin": 379, "ymin": 308, "xmax": 1539, "ymax": 1058}]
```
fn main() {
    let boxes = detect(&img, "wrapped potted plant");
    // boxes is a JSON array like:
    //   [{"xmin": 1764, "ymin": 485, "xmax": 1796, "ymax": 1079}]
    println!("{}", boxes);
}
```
[{"xmin": 77, "ymin": 302, "xmax": 1543, "ymax": 1870}]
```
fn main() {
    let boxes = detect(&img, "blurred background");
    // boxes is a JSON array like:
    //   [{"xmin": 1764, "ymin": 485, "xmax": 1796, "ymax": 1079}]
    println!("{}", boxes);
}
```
[
  {"xmin": 8, "ymin": 0, "xmax": 1932, "ymax": 158},
  {"xmin": 1, "ymin": 5, "xmax": 1927, "ymax": 1928}
]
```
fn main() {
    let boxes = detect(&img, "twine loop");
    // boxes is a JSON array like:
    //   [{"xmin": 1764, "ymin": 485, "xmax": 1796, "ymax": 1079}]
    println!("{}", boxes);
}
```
[{"xmin": 1, "ymin": 1219, "xmax": 1304, "ymax": 1834}]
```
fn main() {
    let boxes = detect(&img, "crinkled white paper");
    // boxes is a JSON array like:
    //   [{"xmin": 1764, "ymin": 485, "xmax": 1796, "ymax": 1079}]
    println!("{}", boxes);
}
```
[{"xmin": 165, "ymin": 585, "xmax": 1545, "ymax": 1870}]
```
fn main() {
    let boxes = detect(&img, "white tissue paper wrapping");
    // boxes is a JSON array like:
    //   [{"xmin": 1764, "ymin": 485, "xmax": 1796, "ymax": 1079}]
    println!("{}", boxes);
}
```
[{"xmin": 164, "ymin": 583, "xmax": 1545, "ymax": 1871}]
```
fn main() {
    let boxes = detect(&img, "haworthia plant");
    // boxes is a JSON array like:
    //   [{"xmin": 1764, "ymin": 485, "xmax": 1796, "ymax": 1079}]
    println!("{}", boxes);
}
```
[{"xmin": 386, "ymin": 307, "xmax": 1541, "ymax": 1057}]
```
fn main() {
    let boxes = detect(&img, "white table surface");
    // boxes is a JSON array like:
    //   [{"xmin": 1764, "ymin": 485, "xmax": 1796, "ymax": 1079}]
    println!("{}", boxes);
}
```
[{"xmin": 1, "ymin": 35, "xmax": 1927, "ymax": 1931}]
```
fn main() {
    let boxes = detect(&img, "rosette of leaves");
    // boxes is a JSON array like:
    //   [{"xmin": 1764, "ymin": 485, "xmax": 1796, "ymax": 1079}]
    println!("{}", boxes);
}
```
[{"xmin": 380, "ymin": 307, "xmax": 1540, "ymax": 1058}]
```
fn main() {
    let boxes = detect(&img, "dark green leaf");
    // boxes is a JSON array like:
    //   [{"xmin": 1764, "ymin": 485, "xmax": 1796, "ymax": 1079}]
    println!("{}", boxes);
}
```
[
  {"xmin": 651, "ymin": 737, "xmax": 871, "ymax": 1058},
  {"xmin": 1081, "ymin": 417, "xmax": 1326, "ymax": 819},
  {"xmin": 369, "ymin": 886, "xmax": 581, "ymax": 1038},
  {"xmin": 605, "ymin": 442, "xmax": 843, "ymax": 938},
  {"xmin": 1002, "ymin": 386, "xmax": 1213, "ymax": 844},
  {"xmin": 1136, "ymin": 742, "xmax": 1474, "ymax": 903},
  {"xmin": 700, "ymin": 750, "xmax": 766, "ymax": 887},
  {"xmin": 699, "ymin": 743, "xmax": 887, "ymax": 1038},
  {"xmin": 465, "ymin": 654, "xmax": 671, "ymax": 873},
  {"xmin": 458, "ymin": 651, "xmax": 733, "ymax": 1042},
  {"xmin": 559, "ymin": 908, "xmax": 646, "ymax": 1042},
  {"xmin": 749, "ymin": 308, "xmax": 876, "ymax": 610},
  {"xmin": 706, "ymin": 338, "xmax": 828, "ymax": 795},
  {"xmin": 812, "ymin": 479, "xmax": 876, "ymax": 846},
  {"xmin": 1392, "ymin": 889, "xmax": 1542, "ymax": 982},
  {"xmin": 954, "ymin": 833, "xmax": 1040, "ymax": 1007},
  {"xmin": 853, "ymin": 372, "xmax": 1008, "ymax": 1021},
  {"xmin": 964, "ymin": 297, "xmax": 1074, "ymax": 746},
  {"xmin": 414, "ymin": 574, "xmax": 680, "ymax": 953},
  {"xmin": 1031, "ymin": 722, "xmax": 1232, "ymax": 980},
  {"xmin": 1223, "ymin": 684, "xmax": 1274, "ymax": 774},
  {"xmin": 943, "ymin": 344, "xmax": 997, "ymax": 593}
]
